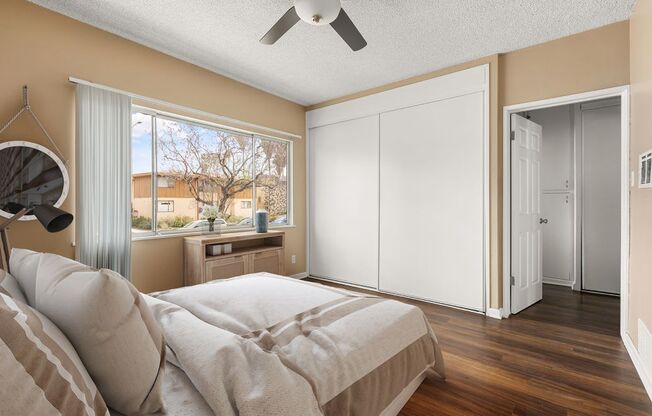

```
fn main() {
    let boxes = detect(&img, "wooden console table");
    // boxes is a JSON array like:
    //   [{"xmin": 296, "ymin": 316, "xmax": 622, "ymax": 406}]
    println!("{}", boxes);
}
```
[{"xmin": 183, "ymin": 230, "xmax": 285, "ymax": 286}]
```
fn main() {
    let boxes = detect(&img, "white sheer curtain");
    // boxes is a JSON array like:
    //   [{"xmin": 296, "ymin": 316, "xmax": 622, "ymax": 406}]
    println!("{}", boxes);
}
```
[{"xmin": 76, "ymin": 84, "xmax": 132, "ymax": 279}]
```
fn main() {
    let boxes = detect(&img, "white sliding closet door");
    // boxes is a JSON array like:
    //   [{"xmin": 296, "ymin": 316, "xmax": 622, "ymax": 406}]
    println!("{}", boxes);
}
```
[
  {"xmin": 309, "ymin": 115, "xmax": 379, "ymax": 288},
  {"xmin": 379, "ymin": 92, "xmax": 485, "ymax": 310},
  {"xmin": 581, "ymin": 103, "xmax": 621, "ymax": 294}
]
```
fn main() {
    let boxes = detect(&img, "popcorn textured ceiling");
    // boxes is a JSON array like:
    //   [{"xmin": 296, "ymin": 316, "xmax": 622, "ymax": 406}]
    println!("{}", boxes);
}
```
[{"xmin": 30, "ymin": 0, "xmax": 635, "ymax": 105}]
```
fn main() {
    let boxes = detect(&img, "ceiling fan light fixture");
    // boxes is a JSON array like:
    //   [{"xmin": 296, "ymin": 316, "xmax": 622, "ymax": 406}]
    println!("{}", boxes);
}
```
[
  {"xmin": 260, "ymin": 0, "xmax": 366, "ymax": 51},
  {"xmin": 295, "ymin": 0, "xmax": 341, "ymax": 26}
]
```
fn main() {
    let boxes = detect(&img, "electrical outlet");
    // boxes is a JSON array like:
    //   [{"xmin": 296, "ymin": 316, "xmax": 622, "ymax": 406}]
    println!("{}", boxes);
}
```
[{"xmin": 291, "ymin": 255, "xmax": 296, "ymax": 264}]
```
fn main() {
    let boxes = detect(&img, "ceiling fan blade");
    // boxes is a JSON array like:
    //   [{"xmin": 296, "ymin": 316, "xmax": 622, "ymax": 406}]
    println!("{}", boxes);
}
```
[
  {"xmin": 260, "ymin": 6, "xmax": 301, "ymax": 45},
  {"xmin": 330, "ymin": 8, "xmax": 367, "ymax": 51}
]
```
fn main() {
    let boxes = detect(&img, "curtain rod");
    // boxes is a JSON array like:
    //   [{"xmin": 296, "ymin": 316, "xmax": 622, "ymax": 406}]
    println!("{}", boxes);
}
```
[{"xmin": 67, "ymin": 77, "xmax": 302, "ymax": 140}]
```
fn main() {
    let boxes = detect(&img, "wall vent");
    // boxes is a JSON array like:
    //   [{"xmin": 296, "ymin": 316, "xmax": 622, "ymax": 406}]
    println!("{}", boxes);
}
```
[
  {"xmin": 639, "ymin": 319, "xmax": 652, "ymax": 377},
  {"xmin": 639, "ymin": 150, "xmax": 652, "ymax": 188}
]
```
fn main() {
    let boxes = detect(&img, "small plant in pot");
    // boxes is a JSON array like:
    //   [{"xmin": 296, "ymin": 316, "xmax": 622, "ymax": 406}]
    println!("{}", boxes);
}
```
[{"xmin": 201, "ymin": 206, "xmax": 221, "ymax": 232}]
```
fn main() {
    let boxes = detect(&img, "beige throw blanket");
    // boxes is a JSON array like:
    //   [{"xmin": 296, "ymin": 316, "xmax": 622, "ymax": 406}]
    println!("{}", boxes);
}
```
[{"xmin": 146, "ymin": 273, "xmax": 445, "ymax": 416}]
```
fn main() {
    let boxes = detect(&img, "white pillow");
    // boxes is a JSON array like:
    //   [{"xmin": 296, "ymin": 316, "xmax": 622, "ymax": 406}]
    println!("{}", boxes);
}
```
[
  {"xmin": 0, "ymin": 269, "xmax": 28, "ymax": 304},
  {"xmin": 0, "ymin": 292, "xmax": 109, "ymax": 416},
  {"xmin": 8, "ymin": 248, "xmax": 42, "ymax": 305},
  {"xmin": 25, "ymin": 252, "xmax": 166, "ymax": 415}
]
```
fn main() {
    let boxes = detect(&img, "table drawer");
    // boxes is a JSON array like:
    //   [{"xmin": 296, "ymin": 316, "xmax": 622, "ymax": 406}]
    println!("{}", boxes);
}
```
[
  {"xmin": 205, "ymin": 255, "xmax": 247, "ymax": 281},
  {"xmin": 253, "ymin": 249, "xmax": 283, "ymax": 275}
]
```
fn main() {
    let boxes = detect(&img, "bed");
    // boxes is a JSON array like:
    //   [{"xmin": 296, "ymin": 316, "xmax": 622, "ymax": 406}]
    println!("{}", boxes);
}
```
[
  {"xmin": 3, "ymin": 248, "xmax": 444, "ymax": 416},
  {"xmin": 140, "ymin": 273, "xmax": 446, "ymax": 416}
]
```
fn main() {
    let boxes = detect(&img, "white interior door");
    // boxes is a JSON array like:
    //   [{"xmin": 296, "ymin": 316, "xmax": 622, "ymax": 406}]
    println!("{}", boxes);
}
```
[
  {"xmin": 581, "ymin": 102, "xmax": 621, "ymax": 294},
  {"xmin": 379, "ymin": 92, "xmax": 485, "ymax": 311},
  {"xmin": 309, "ymin": 115, "xmax": 379, "ymax": 288},
  {"xmin": 511, "ymin": 114, "xmax": 543, "ymax": 314},
  {"xmin": 542, "ymin": 193, "xmax": 572, "ymax": 285}
]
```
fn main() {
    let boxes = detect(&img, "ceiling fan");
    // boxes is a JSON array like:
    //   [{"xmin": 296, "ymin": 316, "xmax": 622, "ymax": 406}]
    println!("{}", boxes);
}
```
[{"xmin": 260, "ymin": 0, "xmax": 367, "ymax": 51}]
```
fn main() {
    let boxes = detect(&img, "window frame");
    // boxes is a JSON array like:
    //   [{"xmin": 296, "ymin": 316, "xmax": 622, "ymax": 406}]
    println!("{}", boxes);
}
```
[
  {"xmin": 157, "ymin": 177, "xmax": 176, "ymax": 188},
  {"xmin": 157, "ymin": 200, "xmax": 174, "ymax": 212},
  {"xmin": 131, "ymin": 105, "xmax": 293, "ymax": 240}
]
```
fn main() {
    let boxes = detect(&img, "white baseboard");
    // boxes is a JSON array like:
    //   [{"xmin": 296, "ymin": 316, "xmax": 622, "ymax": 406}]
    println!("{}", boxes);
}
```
[
  {"xmin": 542, "ymin": 277, "xmax": 574, "ymax": 287},
  {"xmin": 486, "ymin": 308, "xmax": 503, "ymax": 320},
  {"xmin": 290, "ymin": 272, "xmax": 309, "ymax": 279},
  {"xmin": 622, "ymin": 331, "xmax": 652, "ymax": 401}
]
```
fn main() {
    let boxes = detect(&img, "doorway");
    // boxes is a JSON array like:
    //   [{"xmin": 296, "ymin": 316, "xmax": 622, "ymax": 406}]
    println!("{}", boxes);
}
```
[{"xmin": 502, "ymin": 87, "xmax": 630, "ymax": 335}]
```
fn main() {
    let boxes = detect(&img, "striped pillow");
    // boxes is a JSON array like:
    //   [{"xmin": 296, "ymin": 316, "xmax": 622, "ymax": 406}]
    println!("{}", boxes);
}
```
[{"xmin": 0, "ymin": 293, "xmax": 109, "ymax": 416}]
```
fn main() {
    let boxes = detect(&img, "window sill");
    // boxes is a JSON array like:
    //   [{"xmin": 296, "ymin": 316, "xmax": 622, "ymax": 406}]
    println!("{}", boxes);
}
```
[{"xmin": 131, "ymin": 224, "xmax": 297, "ymax": 242}]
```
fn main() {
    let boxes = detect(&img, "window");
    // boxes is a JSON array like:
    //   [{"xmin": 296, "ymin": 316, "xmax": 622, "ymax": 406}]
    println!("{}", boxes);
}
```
[
  {"xmin": 254, "ymin": 136, "xmax": 289, "ymax": 225},
  {"xmin": 158, "ymin": 177, "xmax": 175, "ymax": 188},
  {"xmin": 131, "ymin": 108, "xmax": 292, "ymax": 236},
  {"xmin": 640, "ymin": 150, "xmax": 652, "ymax": 188},
  {"xmin": 157, "ymin": 200, "xmax": 174, "ymax": 212},
  {"xmin": 131, "ymin": 112, "xmax": 154, "ymax": 235}
]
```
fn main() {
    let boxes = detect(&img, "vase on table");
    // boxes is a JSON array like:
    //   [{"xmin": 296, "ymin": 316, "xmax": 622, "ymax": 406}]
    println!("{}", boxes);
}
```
[{"xmin": 255, "ymin": 210, "xmax": 268, "ymax": 233}]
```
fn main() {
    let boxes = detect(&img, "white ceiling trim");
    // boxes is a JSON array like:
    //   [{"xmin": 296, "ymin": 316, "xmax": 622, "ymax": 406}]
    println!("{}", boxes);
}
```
[{"xmin": 307, "ymin": 65, "xmax": 488, "ymax": 128}]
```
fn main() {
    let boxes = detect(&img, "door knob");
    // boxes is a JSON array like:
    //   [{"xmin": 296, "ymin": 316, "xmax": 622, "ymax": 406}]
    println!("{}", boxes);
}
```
[{"xmin": 539, "ymin": 218, "xmax": 548, "ymax": 224}]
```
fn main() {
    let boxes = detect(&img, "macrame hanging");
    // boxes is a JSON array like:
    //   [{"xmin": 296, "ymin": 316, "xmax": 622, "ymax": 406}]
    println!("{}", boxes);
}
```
[{"xmin": 0, "ymin": 85, "xmax": 67, "ymax": 165}]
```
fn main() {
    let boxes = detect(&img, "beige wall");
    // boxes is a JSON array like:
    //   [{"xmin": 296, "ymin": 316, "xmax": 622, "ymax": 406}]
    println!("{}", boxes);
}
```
[
  {"xmin": 0, "ymin": 0, "xmax": 307, "ymax": 293},
  {"xmin": 500, "ymin": 21, "xmax": 630, "ymax": 107},
  {"xmin": 628, "ymin": 0, "xmax": 652, "ymax": 347},
  {"xmin": 310, "ymin": 21, "xmax": 630, "ymax": 309}
]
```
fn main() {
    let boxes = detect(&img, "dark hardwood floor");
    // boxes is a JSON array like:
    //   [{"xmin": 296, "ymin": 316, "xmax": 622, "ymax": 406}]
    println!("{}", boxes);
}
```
[{"xmin": 307, "ymin": 279, "xmax": 652, "ymax": 416}]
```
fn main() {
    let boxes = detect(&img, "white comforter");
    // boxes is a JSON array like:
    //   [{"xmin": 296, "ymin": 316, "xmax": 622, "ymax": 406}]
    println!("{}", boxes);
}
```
[{"xmin": 145, "ymin": 273, "xmax": 445, "ymax": 416}]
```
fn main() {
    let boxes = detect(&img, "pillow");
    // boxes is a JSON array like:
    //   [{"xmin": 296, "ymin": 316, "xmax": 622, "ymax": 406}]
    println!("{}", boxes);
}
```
[
  {"xmin": 8, "ymin": 248, "xmax": 42, "ymax": 305},
  {"xmin": 0, "ymin": 268, "xmax": 28, "ymax": 304},
  {"xmin": 32, "ymin": 253, "xmax": 166, "ymax": 416},
  {"xmin": 0, "ymin": 292, "xmax": 109, "ymax": 416}
]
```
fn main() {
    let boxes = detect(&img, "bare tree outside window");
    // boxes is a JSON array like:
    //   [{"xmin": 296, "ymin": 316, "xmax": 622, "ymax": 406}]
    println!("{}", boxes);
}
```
[{"xmin": 155, "ymin": 119, "xmax": 253, "ymax": 226}]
